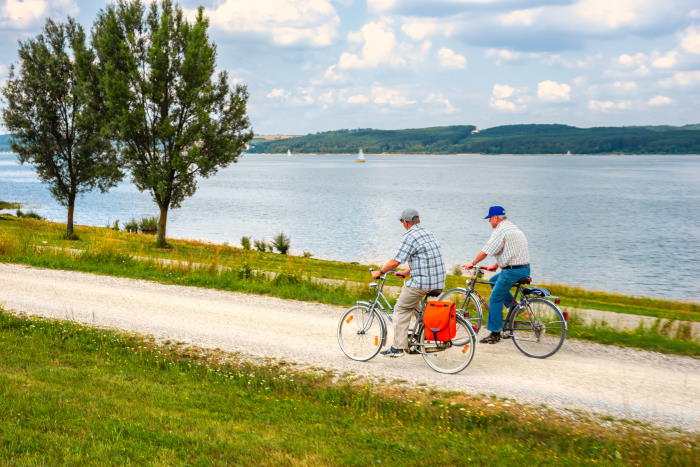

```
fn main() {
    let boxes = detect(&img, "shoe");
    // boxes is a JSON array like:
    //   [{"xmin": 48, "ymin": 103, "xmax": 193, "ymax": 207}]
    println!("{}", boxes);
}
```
[
  {"xmin": 380, "ymin": 346, "xmax": 405, "ymax": 357},
  {"xmin": 480, "ymin": 331, "xmax": 502, "ymax": 344}
]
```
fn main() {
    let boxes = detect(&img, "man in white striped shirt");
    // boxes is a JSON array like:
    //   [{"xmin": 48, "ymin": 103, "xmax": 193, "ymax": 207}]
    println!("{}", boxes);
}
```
[{"xmin": 464, "ymin": 206, "xmax": 530, "ymax": 344}]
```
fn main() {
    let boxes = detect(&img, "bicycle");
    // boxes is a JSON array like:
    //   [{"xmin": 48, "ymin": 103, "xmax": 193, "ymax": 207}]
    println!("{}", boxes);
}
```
[
  {"xmin": 337, "ymin": 269, "xmax": 477, "ymax": 374},
  {"xmin": 438, "ymin": 267, "xmax": 568, "ymax": 359}
]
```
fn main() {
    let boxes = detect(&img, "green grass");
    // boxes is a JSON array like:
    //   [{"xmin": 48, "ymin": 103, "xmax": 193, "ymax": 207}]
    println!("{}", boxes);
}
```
[
  {"xmin": 1, "ymin": 310, "xmax": 696, "ymax": 465},
  {"xmin": 1, "ymin": 216, "xmax": 699, "ymax": 357},
  {"xmin": 2, "ymin": 216, "xmax": 697, "ymax": 322}
]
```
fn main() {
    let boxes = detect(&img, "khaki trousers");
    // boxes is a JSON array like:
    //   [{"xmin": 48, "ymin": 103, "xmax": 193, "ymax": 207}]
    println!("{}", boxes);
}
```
[{"xmin": 393, "ymin": 286, "xmax": 428, "ymax": 349}]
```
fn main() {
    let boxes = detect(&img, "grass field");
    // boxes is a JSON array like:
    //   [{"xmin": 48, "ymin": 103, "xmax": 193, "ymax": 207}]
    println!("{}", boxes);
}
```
[
  {"xmin": 1, "ymin": 310, "xmax": 696, "ymax": 465},
  {"xmin": 1, "ymin": 216, "xmax": 699, "ymax": 357}
]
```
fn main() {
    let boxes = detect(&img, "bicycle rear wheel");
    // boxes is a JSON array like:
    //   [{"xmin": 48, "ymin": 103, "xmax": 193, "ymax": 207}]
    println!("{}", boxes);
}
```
[
  {"xmin": 337, "ymin": 305, "xmax": 386, "ymax": 361},
  {"xmin": 418, "ymin": 316, "xmax": 476, "ymax": 374},
  {"xmin": 510, "ymin": 298, "xmax": 566, "ymax": 358},
  {"xmin": 438, "ymin": 289, "xmax": 483, "ymax": 334}
]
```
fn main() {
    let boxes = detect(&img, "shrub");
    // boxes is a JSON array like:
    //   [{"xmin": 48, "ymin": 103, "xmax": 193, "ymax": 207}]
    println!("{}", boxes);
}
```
[
  {"xmin": 451, "ymin": 265, "xmax": 463, "ymax": 276},
  {"xmin": 139, "ymin": 216, "xmax": 158, "ymax": 234},
  {"xmin": 241, "ymin": 236, "xmax": 251, "ymax": 250},
  {"xmin": 254, "ymin": 239, "xmax": 269, "ymax": 252},
  {"xmin": 302, "ymin": 251, "xmax": 313, "ymax": 258},
  {"xmin": 15, "ymin": 209, "xmax": 44, "ymax": 220},
  {"xmin": 271, "ymin": 232, "xmax": 290, "ymax": 255},
  {"xmin": 124, "ymin": 219, "xmax": 138, "ymax": 233}
]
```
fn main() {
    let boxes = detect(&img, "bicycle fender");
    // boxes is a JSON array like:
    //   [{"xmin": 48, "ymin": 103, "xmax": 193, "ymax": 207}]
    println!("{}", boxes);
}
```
[{"xmin": 355, "ymin": 301, "xmax": 371, "ymax": 307}]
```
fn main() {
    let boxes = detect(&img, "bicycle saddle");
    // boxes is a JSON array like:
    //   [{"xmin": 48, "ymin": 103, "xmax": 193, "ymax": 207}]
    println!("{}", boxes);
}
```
[
  {"xmin": 522, "ymin": 286, "xmax": 550, "ymax": 297},
  {"xmin": 426, "ymin": 289, "xmax": 443, "ymax": 297},
  {"xmin": 515, "ymin": 276, "xmax": 532, "ymax": 285}
]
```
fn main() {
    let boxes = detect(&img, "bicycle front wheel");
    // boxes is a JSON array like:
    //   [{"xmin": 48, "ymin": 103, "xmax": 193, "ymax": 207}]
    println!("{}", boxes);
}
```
[
  {"xmin": 438, "ymin": 289, "xmax": 483, "ymax": 334},
  {"xmin": 337, "ymin": 305, "xmax": 386, "ymax": 361},
  {"xmin": 418, "ymin": 316, "xmax": 477, "ymax": 374},
  {"xmin": 510, "ymin": 298, "xmax": 566, "ymax": 359}
]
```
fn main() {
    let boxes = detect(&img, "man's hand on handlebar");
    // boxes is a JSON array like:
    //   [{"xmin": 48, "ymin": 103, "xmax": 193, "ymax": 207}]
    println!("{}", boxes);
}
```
[
  {"xmin": 485, "ymin": 263, "xmax": 499, "ymax": 272},
  {"xmin": 395, "ymin": 268, "xmax": 410, "ymax": 279}
]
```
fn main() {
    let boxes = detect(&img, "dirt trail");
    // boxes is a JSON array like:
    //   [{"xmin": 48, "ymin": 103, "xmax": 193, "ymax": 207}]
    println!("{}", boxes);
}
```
[{"xmin": 1, "ymin": 263, "xmax": 698, "ymax": 432}]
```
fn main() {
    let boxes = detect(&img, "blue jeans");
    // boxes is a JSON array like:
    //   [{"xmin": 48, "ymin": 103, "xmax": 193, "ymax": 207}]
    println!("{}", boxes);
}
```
[{"xmin": 488, "ymin": 267, "xmax": 531, "ymax": 333}]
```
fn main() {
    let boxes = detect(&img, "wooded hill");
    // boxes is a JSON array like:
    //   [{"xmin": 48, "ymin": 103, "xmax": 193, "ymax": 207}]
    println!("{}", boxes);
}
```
[{"xmin": 248, "ymin": 124, "xmax": 700, "ymax": 155}]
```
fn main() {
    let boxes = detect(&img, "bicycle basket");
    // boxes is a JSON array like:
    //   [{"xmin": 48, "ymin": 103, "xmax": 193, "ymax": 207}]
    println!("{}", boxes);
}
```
[{"xmin": 423, "ymin": 301, "xmax": 457, "ymax": 342}]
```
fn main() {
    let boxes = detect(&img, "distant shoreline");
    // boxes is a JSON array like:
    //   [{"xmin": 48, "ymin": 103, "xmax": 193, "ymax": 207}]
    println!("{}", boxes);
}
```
[{"xmin": 246, "ymin": 152, "xmax": 700, "ymax": 157}]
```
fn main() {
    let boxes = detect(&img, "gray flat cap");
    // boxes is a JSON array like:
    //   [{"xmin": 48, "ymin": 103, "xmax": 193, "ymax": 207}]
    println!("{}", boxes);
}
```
[{"xmin": 399, "ymin": 208, "xmax": 419, "ymax": 221}]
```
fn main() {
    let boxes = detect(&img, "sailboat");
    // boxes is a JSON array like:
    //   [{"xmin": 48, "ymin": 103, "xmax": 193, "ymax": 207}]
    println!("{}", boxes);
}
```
[
  {"xmin": 287, "ymin": 149, "xmax": 292, "ymax": 157},
  {"xmin": 356, "ymin": 148, "xmax": 365, "ymax": 163}
]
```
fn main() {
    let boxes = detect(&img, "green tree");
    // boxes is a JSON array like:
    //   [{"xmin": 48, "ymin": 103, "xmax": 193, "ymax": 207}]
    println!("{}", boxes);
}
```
[
  {"xmin": 1, "ymin": 18, "xmax": 122, "ymax": 239},
  {"xmin": 93, "ymin": 0, "xmax": 253, "ymax": 247}
]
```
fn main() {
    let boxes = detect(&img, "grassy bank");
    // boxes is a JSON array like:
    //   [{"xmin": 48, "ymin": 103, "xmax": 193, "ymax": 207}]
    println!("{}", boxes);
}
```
[
  {"xmin": 0, "ymin": 309, "xmax": 695, "ymax": 465},
  {"xmin": 1, "ymin": 216, "xmax": 699, "ymax": 357},
  {"xmin": 0, "ymin": 200, "xmax": 21, "ymax": 210}
]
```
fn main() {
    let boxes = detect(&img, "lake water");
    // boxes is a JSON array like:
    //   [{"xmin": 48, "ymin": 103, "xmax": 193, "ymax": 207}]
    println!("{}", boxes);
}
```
[{"xmin": 1, "ymin": 152, "xmax": 699, "ymax": 302}]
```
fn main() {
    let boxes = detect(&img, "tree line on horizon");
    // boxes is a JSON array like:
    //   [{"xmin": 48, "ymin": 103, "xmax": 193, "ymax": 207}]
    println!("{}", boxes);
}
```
[
  {"xmin": 1, "ymin": 0, "xmax": 253, "ymax": 246},
  {"xmin": 249, "ymin": 124, "xmax": 700, "ymax": 155}
]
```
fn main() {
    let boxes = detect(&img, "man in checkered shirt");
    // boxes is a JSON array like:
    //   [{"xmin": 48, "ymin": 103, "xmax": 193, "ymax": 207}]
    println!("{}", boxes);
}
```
[
  {"xmin": 371, "ymin": 208, "xmax": 446, "ymax": 357},
  {"xmin": 464, "ymin": 205, "xmax": 530, "ymax": 344}
]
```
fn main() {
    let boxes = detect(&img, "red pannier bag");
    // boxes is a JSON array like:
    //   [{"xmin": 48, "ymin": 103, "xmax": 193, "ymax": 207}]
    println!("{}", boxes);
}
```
[{"xmin": 422, "ymin": 301, "xmax": 457, "ymax": 342}]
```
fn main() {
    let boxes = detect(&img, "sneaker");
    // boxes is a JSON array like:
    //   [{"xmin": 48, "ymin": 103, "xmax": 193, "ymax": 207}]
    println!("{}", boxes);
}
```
[
  {"xmin": 480, "ymin": 331, "xmax": 502, "ymax": 344},
  {"xmin": 380, "ymin": 346, "xmax": 405, "ymax": 357}
]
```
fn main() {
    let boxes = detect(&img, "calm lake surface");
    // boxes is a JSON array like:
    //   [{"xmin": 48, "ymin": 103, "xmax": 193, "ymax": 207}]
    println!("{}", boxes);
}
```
[{"xmin": 1, "ymin": 152, "xmax": 699, "ymax": 301}]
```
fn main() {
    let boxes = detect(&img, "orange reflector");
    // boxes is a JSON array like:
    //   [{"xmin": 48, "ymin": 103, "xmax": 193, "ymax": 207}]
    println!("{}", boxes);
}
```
[
  {"xmin": 462, "ymin": 344, "xmax": 470, "ymax": 353},
  {"xmin": 346, "ymin": 316, "xmax": 354, "ymax": 324},
  {"xmin": 523, "ymin": 313, "xmax": 531, "ymax": 319},
  {"xmin": 374, "ymin": 336, "xmax": 379, "ymax": 346}
]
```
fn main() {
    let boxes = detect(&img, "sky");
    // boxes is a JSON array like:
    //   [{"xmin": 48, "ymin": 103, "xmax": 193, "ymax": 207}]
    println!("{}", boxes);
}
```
[{"xmin": 0, "ymin": 0, "xmax": 699, "ymax": 134}]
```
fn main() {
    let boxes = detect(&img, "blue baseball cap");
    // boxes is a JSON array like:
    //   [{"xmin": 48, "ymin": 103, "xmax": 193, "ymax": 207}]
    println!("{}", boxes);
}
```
[{"xmin": 484, "ymin": 206, "xmax": 506, "ymax": 219}]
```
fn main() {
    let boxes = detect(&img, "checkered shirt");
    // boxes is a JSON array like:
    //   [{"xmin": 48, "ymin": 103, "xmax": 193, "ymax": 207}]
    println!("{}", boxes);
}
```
[
  {"xmin": 482, "ymin": 220, "xmax": 530, "ymax": 268},
  {"xmin": 393, "ymin": 224, "xmax": 446, "ymax": 290}
]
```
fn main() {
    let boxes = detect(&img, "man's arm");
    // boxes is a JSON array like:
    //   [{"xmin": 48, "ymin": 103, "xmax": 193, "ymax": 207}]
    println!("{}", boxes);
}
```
[
  {"xmin": 371, "ymin": 259, "xmax": 400, "ymax": 279},
  {"xmin": 463, "ymin": 251, "xmax": 498, "ymax": 271}
]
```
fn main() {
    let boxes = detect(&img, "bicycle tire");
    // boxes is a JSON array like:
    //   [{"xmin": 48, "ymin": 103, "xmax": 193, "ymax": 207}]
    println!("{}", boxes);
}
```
[
  {"xmin": 337, "ymin": 305, "xmax": 386, "ymax": 361},
  {"xmin": 438, "ymin": 288, "xmax": 483, "ymax": 334},
  {"xmin": 418, "ymin": 316, "xmax": 477, "ymax": 374},
  {"xmin": 510, "ymin": 298, "xmax": 566, "ymax": 359}
]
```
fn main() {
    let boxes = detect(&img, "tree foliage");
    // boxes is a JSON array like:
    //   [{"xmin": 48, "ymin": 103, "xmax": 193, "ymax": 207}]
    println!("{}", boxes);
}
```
[
  {"xmin": 1, "ymin": 18, "xmax": 122, "ymax": 239},
  {"xmin": 93, "ymin": 0, "xmax": 253, "ymax": 247},
  {"xmin": 250, "ymin": 124, "xmax": 700, "ymax": 155}
]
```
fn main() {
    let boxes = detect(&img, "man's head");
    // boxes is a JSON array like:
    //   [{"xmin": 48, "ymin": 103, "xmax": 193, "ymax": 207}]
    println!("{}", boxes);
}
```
[
  {"xmin": 399, "ymin": 208, "xmax": 420, "ymax": 229},
  {"xmin": 484, "ymin": 205, "xmax": 507, "ymax": 228}
]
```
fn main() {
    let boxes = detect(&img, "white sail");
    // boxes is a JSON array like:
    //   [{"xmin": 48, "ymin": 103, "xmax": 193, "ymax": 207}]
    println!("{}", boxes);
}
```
[
  {"xmin": 287, "ymin": 149, "xmax": 292, "ymax": 156},
  {"xmin": 356, "ymin": 148, "xmax": 365, "ymax": 162}
]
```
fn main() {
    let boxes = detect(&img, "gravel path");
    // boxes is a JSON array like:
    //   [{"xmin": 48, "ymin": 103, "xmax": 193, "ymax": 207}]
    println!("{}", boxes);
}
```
[{"xmin": 1, "ymin": 263, "xmax": 698, "ymax": 432}]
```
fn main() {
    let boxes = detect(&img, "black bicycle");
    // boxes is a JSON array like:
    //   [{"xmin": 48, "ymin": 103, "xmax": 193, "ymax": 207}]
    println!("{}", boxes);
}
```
[{"xmin": 439, "ymin": 267, "xmax": 568, "ymax": 358}]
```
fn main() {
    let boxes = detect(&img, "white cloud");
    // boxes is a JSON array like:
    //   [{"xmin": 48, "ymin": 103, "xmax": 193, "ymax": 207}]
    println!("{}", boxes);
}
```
[
  {"xmin": 681, "ymin": 26, "xmax": 700, "ymax": 54},
  {"xmin": 651, "ymin": 50, "xmax": 678, "ymax": 68},
  {"xmin": 613, "ymin": 81, "xmax": 637, "ymax": 91},
  {"xmin": 371, "ymin": 86, "xmax": 415, "ymax": 107},
  {"xmin": 660, "ymin": 70, "xmax": 700, "ymax": 87},
  {"xmin": 266, "ymin": 88, "xmax": 289, "ymax": 99},
  {"xmin": 573, "ymin": 0, "xmax": 642, "ymax": 29},
  {"xmin": 618, "ymin": 52, "xmax": 647, "ymax": 67},
  {"xmin": 338, "ymin": 20, "xmax": 401, "ymax": 69},
  {"xmin": 537, "ymin": 80, "xmax": 571, "ymax": 102},
  {"xmin": 437, "ymin": 47, "xmax": 466, "ymax": 69},
  {"xmin": 486, "ymin": 48, "xmax": 521, "ymax": 63},
  {"xmin": 322, "ymin": 64, "xmax": 346, "ymax": 83},
  {"xmin": 337, "ymin": 20, "xmax": 429, "ymax": 69},
  {"xmin": 401, "ymin": 18, "xmax": 454, "ymax": 40},
  {"xmin": 499, "ymin": 8, "xmax": 541, "ymax": 26},
  {"xmin": 0, "ymin": 0, "xmax": 78, "ymax": 29},
  {"xmin": 492, "ymin": 84, "xmax": 516, "ymax": 99},
  {"xmin": 648, "ymin": 95, "xmax": 673, "ymax": 106},
  {"xmin": 366, "ymin": 0, "xmax": 396, "ymax": 12},
  {"xmin": 587, "ymin": 99, "xmax": 632, "ymax": 112},
  {"xmin": 199, "ymin": 0, "xmax": 340, "ymax": 47},
  {"xmin": 490, "ymin": 84, "xmax": 527, "ymax": 112},
  {"xmin": 424, "ymin": 92, "xmax": 457, "ymax": 113},
  {"xmin": 347, "ymin": 94, "xmax": 369, "ymax": 104}
]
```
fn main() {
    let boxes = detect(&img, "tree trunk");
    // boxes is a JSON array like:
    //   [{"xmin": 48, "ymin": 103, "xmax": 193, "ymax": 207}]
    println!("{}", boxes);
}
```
[
  {"xmin": 66, "ymin": 195, "xmax": 77, "ymax": 240},
  {"xmin": 156, "ymin": 203, "xmax": 169, "ymax": 248}
]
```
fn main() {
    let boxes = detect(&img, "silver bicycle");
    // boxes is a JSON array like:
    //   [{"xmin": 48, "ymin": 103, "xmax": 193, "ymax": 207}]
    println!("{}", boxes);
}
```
[
  {"xmin": 439, "ymin": 267, "xmax": 568, "ymax": 359},
  {"xmin": 337, "ymin": 269, "xmax": 477, "ymax": 374}
]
